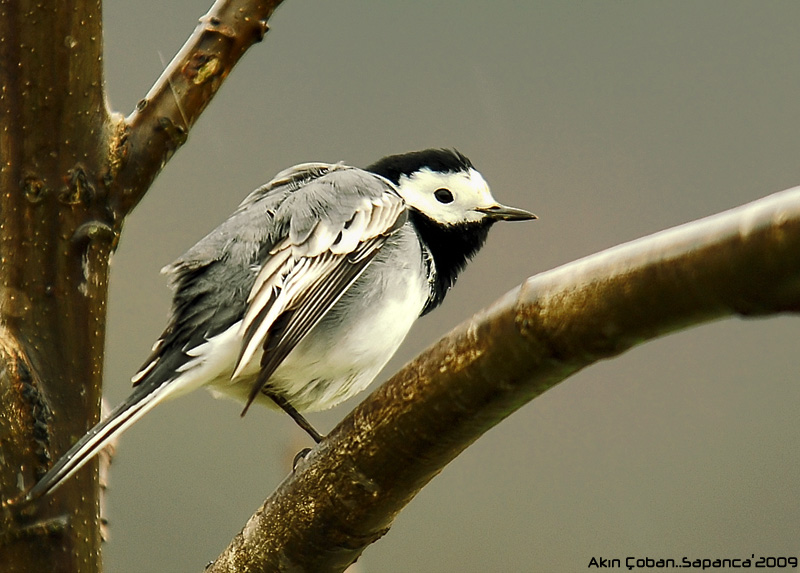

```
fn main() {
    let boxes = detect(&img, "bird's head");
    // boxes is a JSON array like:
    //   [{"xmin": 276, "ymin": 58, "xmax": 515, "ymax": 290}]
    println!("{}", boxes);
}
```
[{"xmin": 366, "ymin": 148, "xmax": 536, "ymax": 227}]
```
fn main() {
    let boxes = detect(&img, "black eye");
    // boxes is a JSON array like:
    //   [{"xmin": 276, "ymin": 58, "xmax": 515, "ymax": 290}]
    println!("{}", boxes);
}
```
[{"xmin": 434, "ymin": 188, "xmax": 454, "ymax": 204}]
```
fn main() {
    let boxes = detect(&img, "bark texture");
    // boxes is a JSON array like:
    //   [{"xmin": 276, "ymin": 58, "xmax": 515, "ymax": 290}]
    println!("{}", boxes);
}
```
[{"xmin": 0, "ymin": 3, "xmax": 111, "ymax": 570}]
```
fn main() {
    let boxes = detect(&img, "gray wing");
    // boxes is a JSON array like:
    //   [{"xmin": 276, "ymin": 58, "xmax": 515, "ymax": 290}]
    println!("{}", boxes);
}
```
[
  {"xmin": 233, "ymin": 168, "xmax": 407, "ymax": 412},
  {"xmin": 154, "ymin": 162, "xmax": 406, "ymax": 413},
  {"xmin": 137, "ymin": 164, "xmax": 342, "ymax": 377}
]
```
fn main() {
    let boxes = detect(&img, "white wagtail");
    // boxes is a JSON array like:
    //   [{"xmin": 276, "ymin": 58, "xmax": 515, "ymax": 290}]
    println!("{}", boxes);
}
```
[{"xmin": 28, "ymin": 148, "xmax": 535, "ymax": 499}]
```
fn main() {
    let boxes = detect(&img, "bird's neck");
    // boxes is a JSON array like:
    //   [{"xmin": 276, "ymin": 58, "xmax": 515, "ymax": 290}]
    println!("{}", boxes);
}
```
[{"xmin": 409, "ymin": 210, "xmax": 492, "ymax": 316}]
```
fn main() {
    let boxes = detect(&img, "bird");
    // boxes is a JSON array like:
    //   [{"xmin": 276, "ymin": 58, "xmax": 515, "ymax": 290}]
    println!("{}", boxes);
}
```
[{"xmin": 27, "ymin": 148, "xmax": 535, "ymax": 499}]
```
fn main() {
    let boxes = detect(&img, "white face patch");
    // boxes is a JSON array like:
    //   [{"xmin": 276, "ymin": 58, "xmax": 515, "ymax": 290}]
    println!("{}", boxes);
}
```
[{"xmin": 395, "ymin": 168, "xmax": 499, "ymax": 226}]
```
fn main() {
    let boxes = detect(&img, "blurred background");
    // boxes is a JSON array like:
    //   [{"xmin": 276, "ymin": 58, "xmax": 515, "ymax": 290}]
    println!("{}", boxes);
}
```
[{"xmin": 101, "ymin": 1, "xmax": 799, "ymax": 571}]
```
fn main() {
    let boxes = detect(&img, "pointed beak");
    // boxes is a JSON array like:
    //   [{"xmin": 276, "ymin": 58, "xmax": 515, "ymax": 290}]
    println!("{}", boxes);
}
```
[{"xmin": 475, "ymin": 203, "xmax": 538, "ymax": 222}]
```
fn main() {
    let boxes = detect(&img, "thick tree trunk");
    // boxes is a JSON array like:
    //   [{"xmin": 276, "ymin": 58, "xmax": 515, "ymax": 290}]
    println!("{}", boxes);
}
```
[{"xmin": 0, "ymin": 2, "xmax": 111, "ymax": 571}]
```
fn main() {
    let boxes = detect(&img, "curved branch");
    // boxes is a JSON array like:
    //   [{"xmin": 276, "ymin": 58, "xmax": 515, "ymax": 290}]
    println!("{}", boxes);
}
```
[
  {"xmin": 208, "ymin": 187, "xmax": 800, "ymax": 572},
  {"xmin": 109, "ymin": 0, "xmax": 285, "ymax": 219}
]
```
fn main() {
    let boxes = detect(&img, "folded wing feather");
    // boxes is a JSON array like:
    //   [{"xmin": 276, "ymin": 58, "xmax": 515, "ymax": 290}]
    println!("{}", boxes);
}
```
[{"xmin": 233, "ymin": 189, "xmax": 407, "ymax": 412}]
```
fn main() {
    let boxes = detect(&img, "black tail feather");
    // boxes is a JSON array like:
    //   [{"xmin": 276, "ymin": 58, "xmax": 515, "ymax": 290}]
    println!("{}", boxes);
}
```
[{"xmin": 26, "ymin": 381, "xmax": 170, "ymax": 500}]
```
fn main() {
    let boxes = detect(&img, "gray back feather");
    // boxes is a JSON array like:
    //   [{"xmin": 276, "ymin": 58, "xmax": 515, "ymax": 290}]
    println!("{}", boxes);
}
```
[{"xmin": 158, "ymin": 162, "xmax": 401, "ymax": 350}]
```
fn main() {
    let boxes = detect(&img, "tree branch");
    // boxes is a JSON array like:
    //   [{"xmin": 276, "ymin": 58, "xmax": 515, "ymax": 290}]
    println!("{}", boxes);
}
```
[
  {"xmin": 109, "ymin": 0, "xmax": 285, "ymax": 219},
  {"xmin": 209, "ymin": 187, "xmax": 800, "ymax": 572}
]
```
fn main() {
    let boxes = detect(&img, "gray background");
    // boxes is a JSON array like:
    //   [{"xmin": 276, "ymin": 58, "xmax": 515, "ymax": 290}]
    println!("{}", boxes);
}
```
[{"xmin": 101, "ymin": 1, "xmax": 799, "ymax": 571}]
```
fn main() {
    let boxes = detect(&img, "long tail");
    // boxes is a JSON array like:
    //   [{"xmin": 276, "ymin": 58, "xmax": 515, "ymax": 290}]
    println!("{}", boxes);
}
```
[{"xmin": 26, "ymin": 380, "xmax": 175, "ymax": 500}]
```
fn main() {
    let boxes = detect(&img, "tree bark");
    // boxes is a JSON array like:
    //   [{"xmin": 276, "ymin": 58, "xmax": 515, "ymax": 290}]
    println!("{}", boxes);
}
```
[
  {"xmin": 0, "ymin": 2, "xmax": 110, "ymax": 570},
  {"xmin": 0, "ymin": 1, "xmax": 284, "ymax": 571},
  {"xmin": 208, "ymin": 187, "xmax": 800, "ymax": 572}
]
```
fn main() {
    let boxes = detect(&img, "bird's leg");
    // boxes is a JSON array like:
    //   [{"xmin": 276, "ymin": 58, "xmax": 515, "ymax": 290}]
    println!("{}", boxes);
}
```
[{"xmin": 266, "ymin": 392, "xmax": 324, "ymax": 443}]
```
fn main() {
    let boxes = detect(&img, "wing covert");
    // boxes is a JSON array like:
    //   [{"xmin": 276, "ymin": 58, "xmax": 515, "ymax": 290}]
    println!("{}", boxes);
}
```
[{"xmin": 231, "ymin": 174, "xmax": 407, "ymax": 413}]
